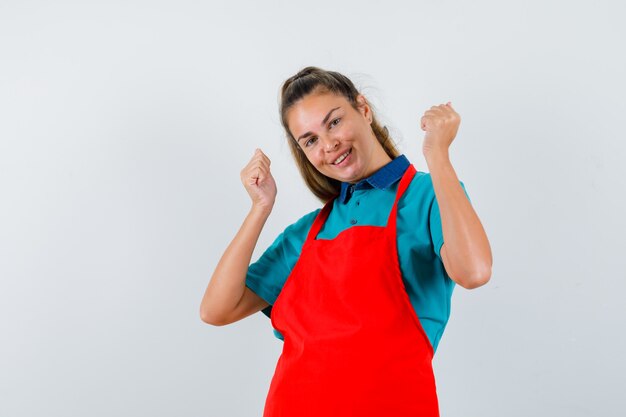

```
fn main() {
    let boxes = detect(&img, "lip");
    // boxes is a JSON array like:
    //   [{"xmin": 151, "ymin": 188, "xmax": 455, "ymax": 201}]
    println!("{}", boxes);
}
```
[{"xmin": 330, "ymin": 148, "xmax": 352, "ymax": 165}]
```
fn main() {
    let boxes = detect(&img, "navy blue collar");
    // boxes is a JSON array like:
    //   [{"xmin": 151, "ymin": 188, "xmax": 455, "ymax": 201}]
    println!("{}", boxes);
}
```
[{"xmin": 338, "ymin": 154, "xmax": 410, "ymax": 204}]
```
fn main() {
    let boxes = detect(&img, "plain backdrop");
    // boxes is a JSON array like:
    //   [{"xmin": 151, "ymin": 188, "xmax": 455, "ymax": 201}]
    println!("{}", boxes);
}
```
[{"xmin": 1, "ymin": 1, "xmax": 625, "ymax": 416}]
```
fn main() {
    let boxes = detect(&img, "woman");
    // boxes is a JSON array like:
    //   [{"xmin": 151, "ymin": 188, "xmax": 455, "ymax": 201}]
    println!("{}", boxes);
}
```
[{"xmin": 200, "ymin": 66, "xmax": 492, "ymax": 416}]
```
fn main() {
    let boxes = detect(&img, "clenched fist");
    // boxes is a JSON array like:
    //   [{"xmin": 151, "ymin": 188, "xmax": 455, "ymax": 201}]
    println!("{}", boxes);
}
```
[
  {"xmin": 240, "ymin": 148, "xmax": 277, "ymax": 213},
  {"xmin": 420, "ymin": 102, "xmax": 461, "ymax": 157}
]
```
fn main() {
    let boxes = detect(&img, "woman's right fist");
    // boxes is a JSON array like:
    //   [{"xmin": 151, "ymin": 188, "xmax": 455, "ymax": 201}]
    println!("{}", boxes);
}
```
[{"xmin": 240, "ymin": 148, "xmax": 277, "ymax": 212}]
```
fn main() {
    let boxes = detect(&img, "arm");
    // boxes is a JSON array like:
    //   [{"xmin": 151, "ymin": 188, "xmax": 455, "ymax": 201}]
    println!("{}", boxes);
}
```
[
  {"xmin": 200, "ymin": 207, "xmax": 271, "ymax": 325},
  {"xmin": 420, "ymin": 102, "xmax": 492, "ymax": 289},
  {"xmin": 200, "ymin": 149, "xmax": 276, "ymax": 325},
  {"xmin": 427, "ymin": 153, "xmax": 492, "ymax": 289}
]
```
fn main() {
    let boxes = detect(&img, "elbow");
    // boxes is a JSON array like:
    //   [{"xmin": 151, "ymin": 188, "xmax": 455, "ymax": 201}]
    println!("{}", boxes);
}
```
[
  {"xmin": 457, "ymin": 266, "xmax": 492, "ymax": 290},
  {"xmin": 199, "ymin": 308, "xmax": 215, "ymax": 325},
  {"xmin": 200, "ymin": 307, "xmax": 228, "ymax": 326}
]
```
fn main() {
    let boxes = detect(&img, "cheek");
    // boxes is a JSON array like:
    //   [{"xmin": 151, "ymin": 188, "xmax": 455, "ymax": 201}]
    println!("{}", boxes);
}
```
[
  {"xmin": 341, "ymin": 124, "xmax": 359, "ymax": 141},
  {"xmin": 304, "ymin": 149, "xmax": 322, "ymax": 166}
]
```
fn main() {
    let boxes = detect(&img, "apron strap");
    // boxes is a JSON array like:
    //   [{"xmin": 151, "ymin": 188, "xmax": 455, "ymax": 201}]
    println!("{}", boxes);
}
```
[
  {"xmin": 386, "ymin": 164, "xmax": 417, "ymax": 233},
  {"xmin": 306, "ymin": 198, "xmax": 334, "ymax": 242}
]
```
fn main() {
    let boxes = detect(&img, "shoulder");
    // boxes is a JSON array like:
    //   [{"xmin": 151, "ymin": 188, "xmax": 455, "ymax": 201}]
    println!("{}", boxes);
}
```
[
  {"xmin": 395, "ymin": 171, "xmax": 443, "ymax": 231},
  {"xmin": 273, "ymin": 206, "xmax": 322, "ymax": 248},
  {"xmin": 405, "ymin": 170, "xmax": 471, "ymax": 205},
  {"xmin": 403, "ymin": 170, "xmax": 469, "ymax": 202},
  {"xmin": 248, "ymin": 206, "xmax": 321, "ymax": 283},
  {"xmin": 401, "ymin": 170, "xmax": 437, "ymax": 206},
  {"xmin": 283, "ymin": 207, "xmax": 321, "ymax": 234}
]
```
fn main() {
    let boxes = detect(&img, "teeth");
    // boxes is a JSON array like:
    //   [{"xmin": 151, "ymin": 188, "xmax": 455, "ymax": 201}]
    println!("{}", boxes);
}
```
[{"xmin": 334, "ymin": 149, "xmax": 350, "ymax": 165}]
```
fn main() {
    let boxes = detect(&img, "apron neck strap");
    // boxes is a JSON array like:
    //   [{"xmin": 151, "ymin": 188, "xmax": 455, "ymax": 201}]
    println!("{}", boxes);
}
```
[
  {"xmin": 306, "ymin": 198, "xmax": 334, "ymax": 242},
  {"xmin": 386, "ymin": 164, "xmax": 417, "ymax": 232}
]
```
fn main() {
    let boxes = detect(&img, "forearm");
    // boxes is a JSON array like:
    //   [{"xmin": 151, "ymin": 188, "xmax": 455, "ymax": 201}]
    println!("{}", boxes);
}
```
[
  {"xmin": 426, "ymin": 151, "xmax": 492, "ymax": 285},
  {"xmin": 200, "ymin": 206, "xmax": 271, "ymax": 324}
]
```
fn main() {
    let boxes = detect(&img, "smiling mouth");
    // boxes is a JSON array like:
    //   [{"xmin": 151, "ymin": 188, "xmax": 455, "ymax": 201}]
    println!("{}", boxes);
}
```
[{"xmin": 332, "ymin": 148, "xmax": 352, "ymax": 165}]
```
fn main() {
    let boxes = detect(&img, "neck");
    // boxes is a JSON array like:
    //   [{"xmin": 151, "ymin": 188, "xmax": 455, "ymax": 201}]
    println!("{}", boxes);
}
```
[{"xmin": 349, "ymin": 150, "xmax": 393, "ymax": 184}]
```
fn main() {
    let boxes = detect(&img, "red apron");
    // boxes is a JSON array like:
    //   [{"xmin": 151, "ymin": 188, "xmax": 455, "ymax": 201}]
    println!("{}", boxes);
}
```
[{"xmin": 265, "ymin": 164, "xmax": 439, "ymax": 417}]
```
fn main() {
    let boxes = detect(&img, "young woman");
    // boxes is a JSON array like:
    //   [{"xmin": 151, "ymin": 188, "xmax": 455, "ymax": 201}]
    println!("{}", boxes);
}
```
[{"xmin": 200, "ymin": 66, "xmax": 492, "ymax": 416}]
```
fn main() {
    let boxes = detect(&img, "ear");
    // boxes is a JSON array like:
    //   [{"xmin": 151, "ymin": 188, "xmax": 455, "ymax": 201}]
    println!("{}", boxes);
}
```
[{"xmin": 356, "ymin": 94, "xmax": 372, "ymax": 123}]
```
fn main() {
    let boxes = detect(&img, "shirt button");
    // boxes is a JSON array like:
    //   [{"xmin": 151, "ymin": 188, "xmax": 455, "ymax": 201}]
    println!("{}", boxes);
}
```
[
  {"xmin": 356, "ymin": 200, "xmax": 360, "ymax": 206},
  {"xmin": 350, "ymin": 219, "xmax": 357, "ymax": 225}
]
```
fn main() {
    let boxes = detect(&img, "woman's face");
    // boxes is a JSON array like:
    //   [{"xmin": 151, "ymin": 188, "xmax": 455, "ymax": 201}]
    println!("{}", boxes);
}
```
[{"xmin": 286, "ymin": 91, "xmax": 392, "ymax": 184}]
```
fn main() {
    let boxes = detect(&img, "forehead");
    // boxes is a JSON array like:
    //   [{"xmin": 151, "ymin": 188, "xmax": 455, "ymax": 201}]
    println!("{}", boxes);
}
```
[{"xmin": 287, "ymin": 92, "xmax": 350, "ymax": 131}]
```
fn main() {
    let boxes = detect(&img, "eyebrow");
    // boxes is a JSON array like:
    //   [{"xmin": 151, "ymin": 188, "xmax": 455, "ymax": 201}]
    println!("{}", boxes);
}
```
[{"xmin": 296, "ymin": 107, "xmax": 341, "ymax": 143}]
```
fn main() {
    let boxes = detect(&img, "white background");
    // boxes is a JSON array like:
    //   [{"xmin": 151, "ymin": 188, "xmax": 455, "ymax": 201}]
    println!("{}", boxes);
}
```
[{"xmin": 1, "ymin": 1, "xmax": 625, "ymax": 416}]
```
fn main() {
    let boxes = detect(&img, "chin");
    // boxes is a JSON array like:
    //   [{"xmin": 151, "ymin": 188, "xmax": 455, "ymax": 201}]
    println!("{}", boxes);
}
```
[
  {"xmin": 336, "ymin": 172, "xmax": 360, "ymax": 183},
  {"xmin": 320, "ymin": 163, "xmax": 359, "ymax": 183}
]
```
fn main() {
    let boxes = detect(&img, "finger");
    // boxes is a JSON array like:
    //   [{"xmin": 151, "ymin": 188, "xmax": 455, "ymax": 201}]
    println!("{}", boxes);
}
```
[
  {"xmin": 252, "ymin": 157, "xmax": 269, "ymax": 170},
  {"xmin": 256, "ymin": 166, "xmax": 273, "ymax": 186},
  {"xmin": 244, "ymin": 162, "xmax": 261, "ymax": 180},
  {"xmin": 252, "ymin": 152, "xmax": 271, "ymax": 168},
  {"xmin": 255, "ymin": 148, "xmax": 268, "ymax": 160},
  {"xmin": 440, "ymin": 103, "xmax": 453, "ymax": 112},
  {"xmin": 251, "ymin": 152, "xmax": 263, "ymax": 163},
  {"xmin": 426, "ymin": 106, "xmax": 445, "ymax": 114},
  {"xmin": 255, "ymin": 149, "xmax": 272, "ymax": 166},
  {"xmin": 254, "ymin": 159, "xmax": 270, "ymax": 174},
  {"xmin": 249, "ymin": 164, "xmax": 265, "ymax": 178},
  {"xmin": 252, "ymin": 165, "xmax": 269, "ymax": 184},
  {"xmin": 259, "ymin": 153, "xmax": 271, "ymax": 167},
  {"xmin": 252, "ymin": 149, "xmax": 266, "ymax": 163},
  {"xmin": 247, "ymin": 153, "xmax": 270, "ymax": 171},
  {"xmin": 430, "ymin": 103, "xmax": 450, "ymax": 112},
  {"xmin": 250, "ymin": 167, "xmax": 263, "ymax": 186}
]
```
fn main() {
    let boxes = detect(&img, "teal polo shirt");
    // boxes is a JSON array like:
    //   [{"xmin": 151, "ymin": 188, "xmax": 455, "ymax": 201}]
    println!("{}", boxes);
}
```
[{"xmin": 245, "ymin": 154, "xmax": 471, "ymax": 353}]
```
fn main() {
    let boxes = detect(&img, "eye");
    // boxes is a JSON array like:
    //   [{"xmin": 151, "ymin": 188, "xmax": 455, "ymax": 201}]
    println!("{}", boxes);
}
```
[
  {"xmin": 329, "ymin": 118, "xmax": 340, "ymax": 128},
  {"xmin": 304, "ymin": 136, "xmax": 318, "ymax": 147}
]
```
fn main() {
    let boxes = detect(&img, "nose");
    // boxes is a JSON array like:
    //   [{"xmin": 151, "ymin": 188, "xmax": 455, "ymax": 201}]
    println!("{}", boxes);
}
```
[{"xmin": 323, "ymin": 136, "xmax": 339, "ymax": 152}]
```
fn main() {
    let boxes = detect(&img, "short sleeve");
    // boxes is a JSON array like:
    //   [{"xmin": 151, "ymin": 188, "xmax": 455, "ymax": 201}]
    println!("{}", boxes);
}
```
[
  {"xmin": 245, "ymin": 209, "xmax": 320, "ymax": 319},
  {"xmin": 429, "ymin": 179, "xmax": 471, "ymax": 261}
]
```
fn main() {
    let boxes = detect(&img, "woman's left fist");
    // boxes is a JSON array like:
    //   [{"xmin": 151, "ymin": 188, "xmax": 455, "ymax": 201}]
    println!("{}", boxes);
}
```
[{"xmin": 420, "ymin": 102, "xmax": 460, "ymax": 157}]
